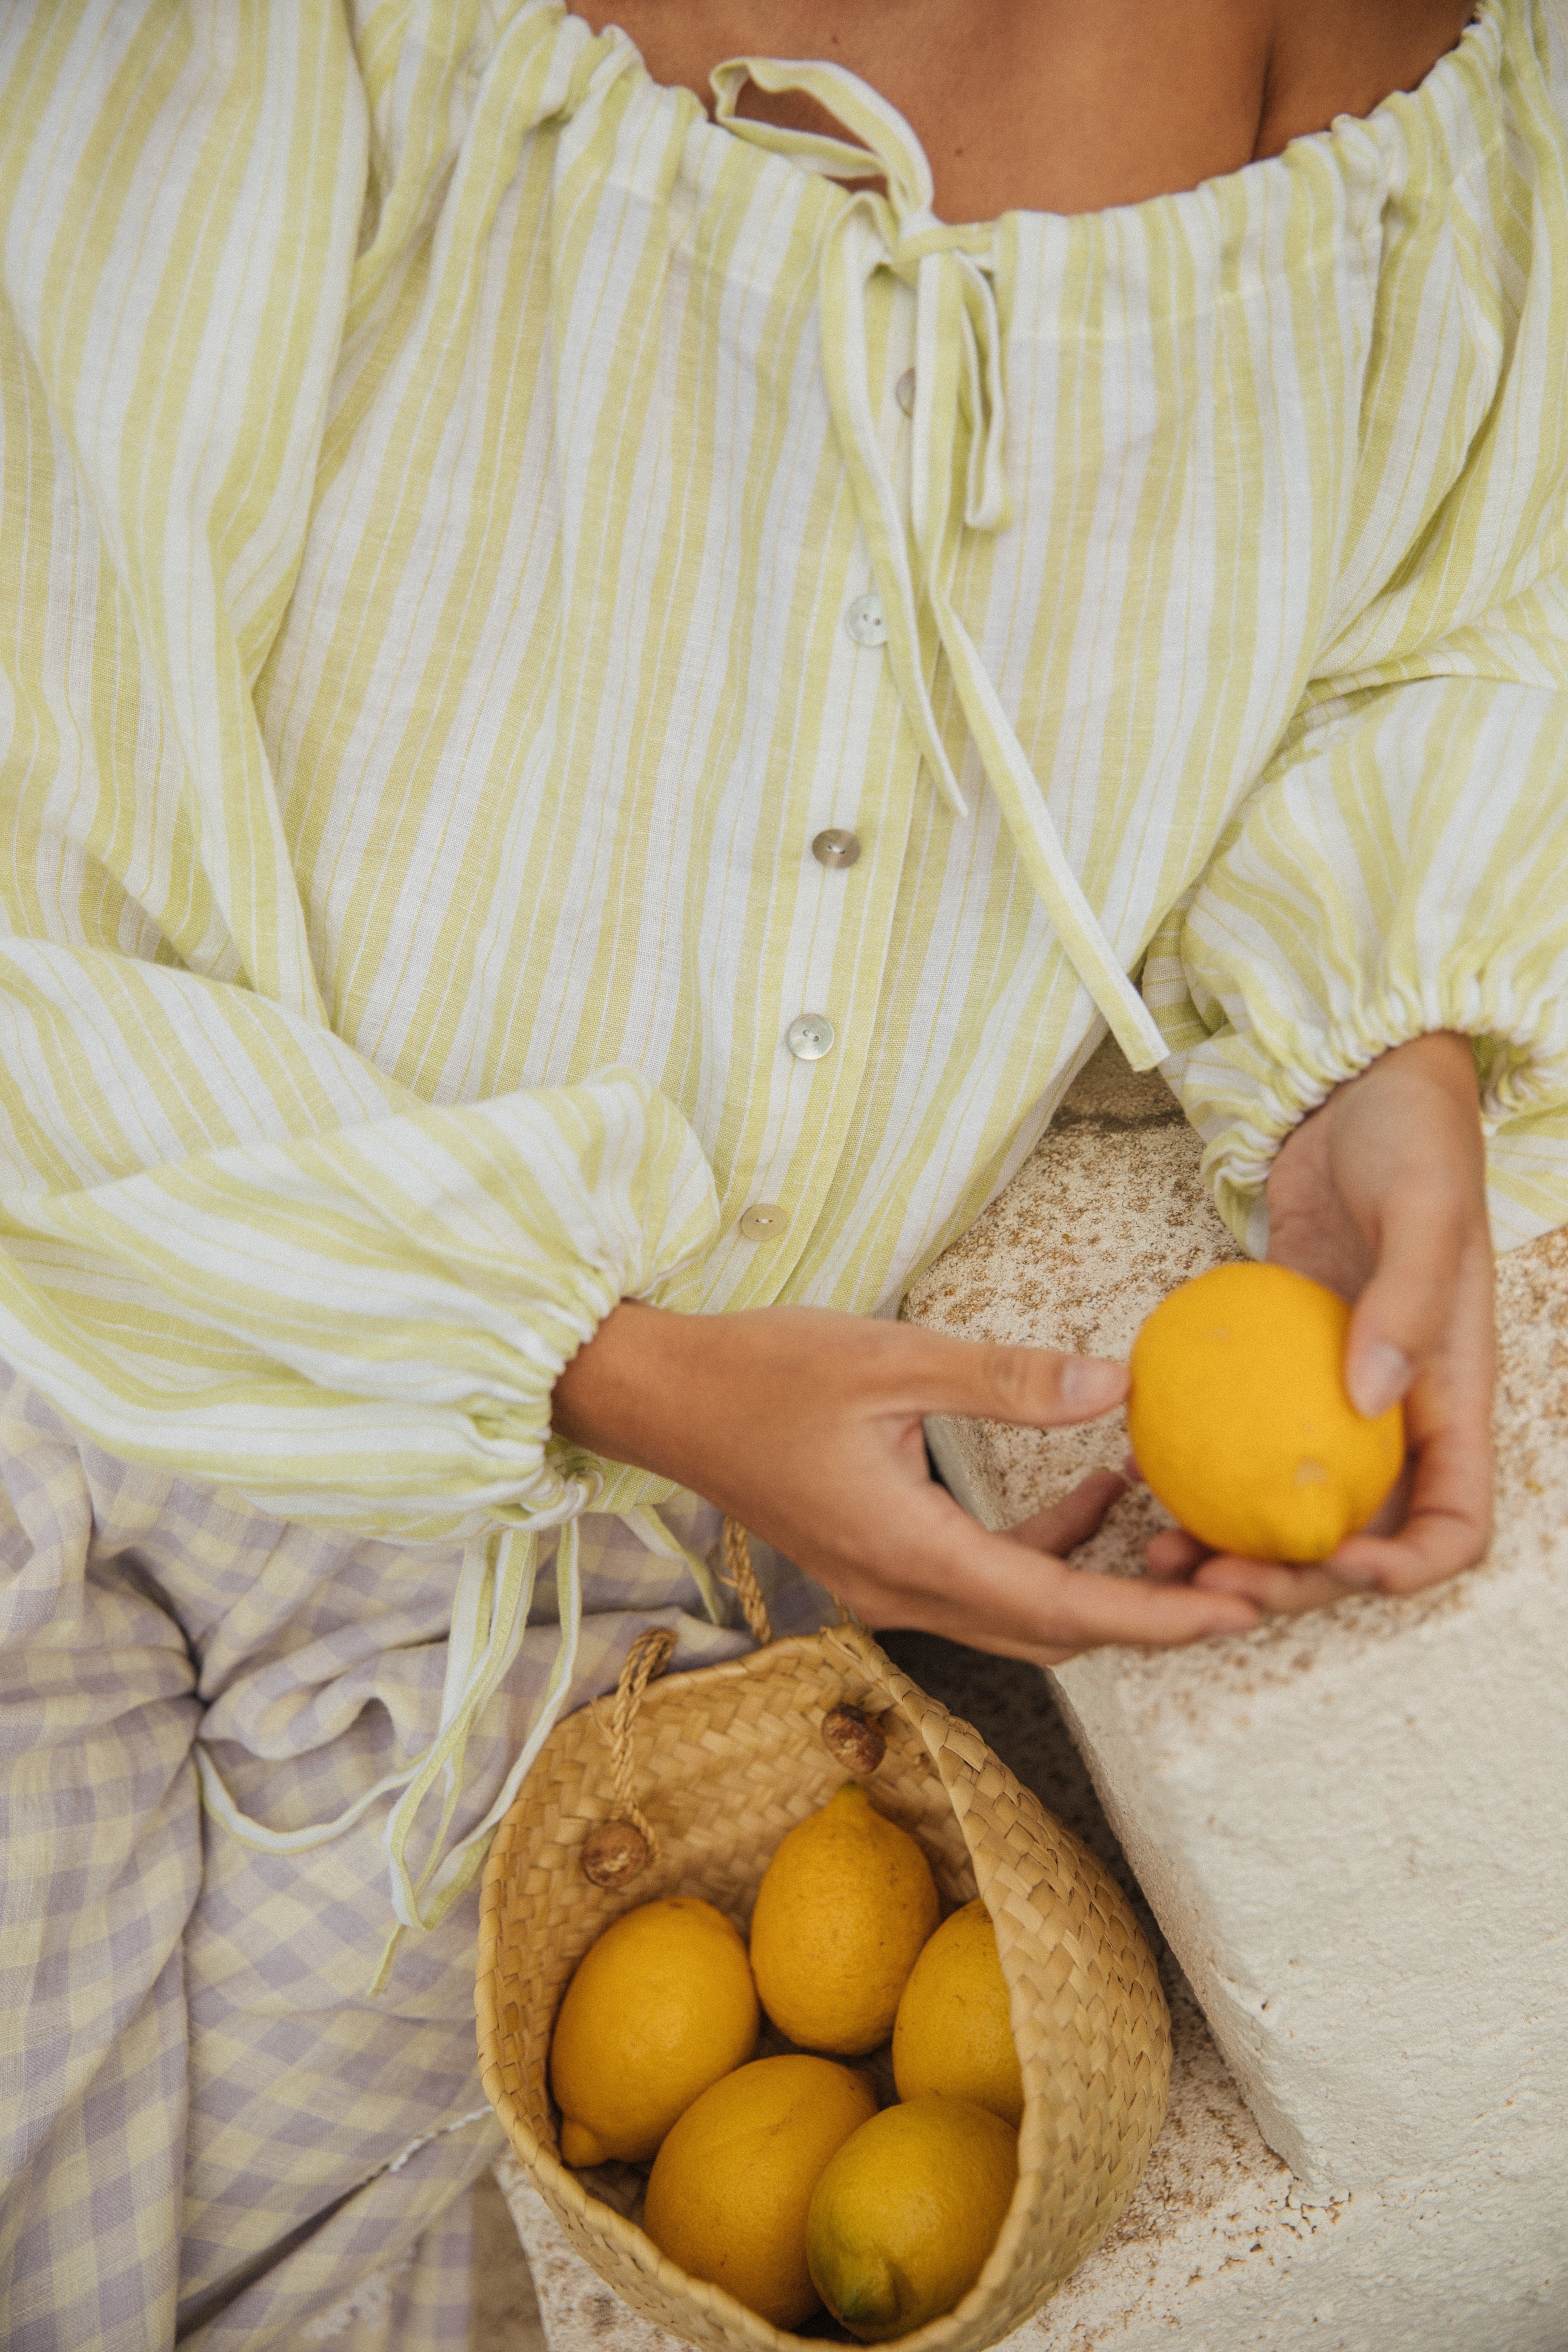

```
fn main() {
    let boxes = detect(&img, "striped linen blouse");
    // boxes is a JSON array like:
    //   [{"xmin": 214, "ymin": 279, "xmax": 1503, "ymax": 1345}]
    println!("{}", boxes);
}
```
[{"xmin": 4, "ymin": 0, "xmax": 1568, "ymax": 1930}]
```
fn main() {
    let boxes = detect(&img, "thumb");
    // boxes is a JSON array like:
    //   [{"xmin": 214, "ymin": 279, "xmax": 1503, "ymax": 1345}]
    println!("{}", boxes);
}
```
[
  {"xmin": 1344, "ymin": 1184, "xmax": 1468, "ymax": 1418},
  {"xmin": 916, "ymin": 1331, "xmax": 1129, "ymax": 1430}
]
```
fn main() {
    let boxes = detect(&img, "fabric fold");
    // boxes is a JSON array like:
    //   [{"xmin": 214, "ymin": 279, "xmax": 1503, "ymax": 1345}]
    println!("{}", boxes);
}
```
[{"xmin": 0, "ymin": 941, "xmax": 722, "ymax": 1926}]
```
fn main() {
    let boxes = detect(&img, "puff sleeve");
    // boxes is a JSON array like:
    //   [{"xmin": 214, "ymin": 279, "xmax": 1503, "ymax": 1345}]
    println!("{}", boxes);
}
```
[
  {"xmin": 0, "ymin": 0, "xmax": 718, "ymax": 1544},
  {"xmin": 1144, "ymin": 675, "xmax": 1568, "ymax": 1254}
]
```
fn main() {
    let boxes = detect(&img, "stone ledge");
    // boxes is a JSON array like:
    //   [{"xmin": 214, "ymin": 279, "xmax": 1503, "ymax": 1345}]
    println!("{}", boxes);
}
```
[
  {"xmin": 500, "ymin": 1041, "xmax": 1568, "ymax": 2350},
  {"xmin": 904, "ymin": 1038, "xmax": 1568, "ymax": 2202}
]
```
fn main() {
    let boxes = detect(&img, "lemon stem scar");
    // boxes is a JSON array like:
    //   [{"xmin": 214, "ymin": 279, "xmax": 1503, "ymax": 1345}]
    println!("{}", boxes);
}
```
[
  {"xmin": 832, "ymin": 2254, "xmax": 902, "ymax": 2329},
  {"xmin": 558, "ymin": 2119, "xmax": 606, "ymax": 2166}
]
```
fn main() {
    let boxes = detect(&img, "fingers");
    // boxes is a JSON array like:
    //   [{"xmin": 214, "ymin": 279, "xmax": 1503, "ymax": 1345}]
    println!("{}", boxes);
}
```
[
  {"xmin": 1192, "ymin": 1556, "xmax": 1362, "ymax": 1616},
  {"xmin": 914, "ymin": 1330, "xmax": 1128, "ymax": 1430},
  {"xmin": 1017, "ymin": 1549, "xmax": 1260, "ymax": 1654},
  {"xmin": 1120, "ymin": 1450, "xmax": 1211, "ymax": 1578},
  {"xmin": 1007, "ymin": 1468, "xmax": 1127, "ymax": 1557},
  {"xmin": 836, "ymin": 1484, "xmax": 1259, "ymax": 1661},
  {"xmin": 1342, "ymin": 1189, "xmax": 1468, "ymax": 1416},
  {"xmin": 1144, "ymin": 1525, "xmax": 1208, "ymax": 1578},
  {"xmin": 1188, "ymin": 1232, "xmax": 1494, "ymax": 1610},
  {"xmin": 1329, "ymin": 1036, "xmax": 1487, "ymax": 1416},
  {"xmin": 1332, "ymin": 1228, "xmax": 1494, "ymax": 1593}
]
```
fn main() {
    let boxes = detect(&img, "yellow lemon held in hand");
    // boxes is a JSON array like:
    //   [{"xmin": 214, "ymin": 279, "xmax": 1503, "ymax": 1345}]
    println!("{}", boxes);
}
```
[
  {"xmin": 642, "ymin": 2054, "xmax": 878, "ymax": 2330},
  {"xmin": 808, "ymin": 2095, "xmax": 1019, "ymax": 2340},
  {"xmin": 1128, "ymin": 1261, "xmax": 1404, "ymax": 1564},
  {"xmin": 550, "ymin": 1897, "xmax": 758, "ymax": 2166},
  {"xmin": 892, "ymin": 1898, "xmax": 1024, "ymax": 2126},
  {"xmin": 749, "ymin": 1783, "xmax": 940, "ymax": 2055}
]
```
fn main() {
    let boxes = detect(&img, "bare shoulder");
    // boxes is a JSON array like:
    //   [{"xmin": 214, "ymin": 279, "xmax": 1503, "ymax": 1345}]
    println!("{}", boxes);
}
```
[
  {"xmin": 1258, "ymin": 0, "xmax": 1480, "ymax": 161},
  {"xmin": 567, "ymin": 2, "xmax": 1480, "ymax": 218}
]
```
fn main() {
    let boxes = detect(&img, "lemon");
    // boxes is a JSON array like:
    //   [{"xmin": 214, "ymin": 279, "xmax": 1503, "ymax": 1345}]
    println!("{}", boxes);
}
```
[
  {"xmin": 892, "ymin": 1898, "xmax": 1023, "ymax": 2126},
  {"xmin": 808, "ymin": 2094, "xmax": 1018, "ymax": 2340},
  {"xmin": 748, "ymin": 1784, "xmax": 940, "ymax": 2056},
  {"xmin": 642, "ymin": 2054, "xmax": 878, "ymax": 2329},
  {"xmin": 550, "ymin": 1896, "xmax": 758, "ymax": 2166},
  {"xmin": 1128, "ymin": 1262, "xmax": 1404, "ymax": 1562}
]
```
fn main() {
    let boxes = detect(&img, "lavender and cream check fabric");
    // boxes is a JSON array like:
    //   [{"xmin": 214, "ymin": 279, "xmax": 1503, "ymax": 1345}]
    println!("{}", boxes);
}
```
[{"xmin": 0, "ymin": 1366, "xmax": 822, "ymax": 2346}]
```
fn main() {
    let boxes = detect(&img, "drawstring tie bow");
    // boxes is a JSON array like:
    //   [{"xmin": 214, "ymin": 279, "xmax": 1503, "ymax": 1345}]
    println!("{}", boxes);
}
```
[{"xmin": 714, "ymin": 58, "xmax": 1168, "ymax": 1070}]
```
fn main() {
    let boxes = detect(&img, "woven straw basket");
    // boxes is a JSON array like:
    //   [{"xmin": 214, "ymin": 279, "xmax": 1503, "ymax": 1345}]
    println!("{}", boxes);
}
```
[{"xmin": 476, "ymin": 1528, "xmax": 1171, "ymax": 2352}]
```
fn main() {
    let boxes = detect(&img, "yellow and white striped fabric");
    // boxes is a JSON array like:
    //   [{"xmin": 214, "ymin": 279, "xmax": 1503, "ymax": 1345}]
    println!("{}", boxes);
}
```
[
  {"xmin": 8, "ymin": 2, "xmax": 1568, "ymax": 2338},
  {"xmin": 6, "ymin": 0, "xmax": 1568, "ymax": 1920}
]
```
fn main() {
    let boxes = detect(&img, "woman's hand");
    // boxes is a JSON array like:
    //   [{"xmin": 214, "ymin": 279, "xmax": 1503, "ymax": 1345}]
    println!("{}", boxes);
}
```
[
  {"xmin": 554, "ymin": 1304, "xmax": 1260, "ymax": 1663},
  {"xmin": 1146, "ymin": 1030, "xmax": 1494, "ymax": 1614}
]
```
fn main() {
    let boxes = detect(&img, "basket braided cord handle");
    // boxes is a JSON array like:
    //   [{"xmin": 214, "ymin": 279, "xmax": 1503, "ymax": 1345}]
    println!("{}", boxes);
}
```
[
  {"xmin": 612, "ymin": 1522, "xmax": 774, "ymax": 1832},
  {"xmin": 600, "ymin": 1626, "xmax": 679, "ymax": 1854},
  {"xmin": 719, "ymin": 1518, "xmax": 774, "ymax": 1646},
  {"xmin": 580, "ymin": 1521, "xmax": 770, "ymax": 1884}
]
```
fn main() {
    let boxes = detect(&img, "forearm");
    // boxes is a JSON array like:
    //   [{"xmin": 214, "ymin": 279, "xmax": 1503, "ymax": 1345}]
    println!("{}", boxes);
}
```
[
  {"xmin": 553, "ymin": 1300, "xmax": 702, "ymax": 1477},
  {"xmin": 559, "ymin": 1292, "xmax": 1260, "ymax": 1660}
]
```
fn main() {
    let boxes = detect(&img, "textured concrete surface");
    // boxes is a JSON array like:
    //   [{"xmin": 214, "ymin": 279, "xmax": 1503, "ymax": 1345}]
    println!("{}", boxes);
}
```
[
  {"xmin": 476, "ymin": 2166, "xmax": 546, "ymax": 2350},
  {"xmin": 908, "ymin": 1038, "xmax": 1568, "ymax": 2334},
  {"xmin": 908, "ymin": 1041, "xmax": 1568, "ymax": 2182},
  {"xmin": 484, "ymin": 1040, "xmax": 1568, "ymax": 2346}
]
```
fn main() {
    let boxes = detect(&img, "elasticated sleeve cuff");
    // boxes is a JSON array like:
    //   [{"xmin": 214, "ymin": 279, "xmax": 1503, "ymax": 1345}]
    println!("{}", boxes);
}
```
[
  {"xmin": 0, "ymin": 944, "xmax": 719, "ymax": 1540},
  {"xmin": 1141, "ymin": 678, "xmax": 1568, "ymax": 1254}
]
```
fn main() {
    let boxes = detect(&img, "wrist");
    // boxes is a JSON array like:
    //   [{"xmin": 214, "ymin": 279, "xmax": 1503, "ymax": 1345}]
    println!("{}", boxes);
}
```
[
  {"xmin": 552, "ymin": 1299, "xmax": 690, "ymax": 1470},
  {"xmin": 1338, "ymin": 1028, "xmax": 1480, "ymax": 1106}
]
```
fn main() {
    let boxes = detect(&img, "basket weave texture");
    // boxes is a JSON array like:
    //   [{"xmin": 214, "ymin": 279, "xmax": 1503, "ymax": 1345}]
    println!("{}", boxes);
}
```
[{"xmin": 476, "ymin": 1622, "xmax": 1170, "ymax": 2352}]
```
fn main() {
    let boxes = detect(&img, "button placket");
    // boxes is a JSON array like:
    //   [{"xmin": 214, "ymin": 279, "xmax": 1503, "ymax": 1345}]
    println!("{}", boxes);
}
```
[{"xmin": 726, "ymin": 473, "xmax": 914, "ymax": 1294}]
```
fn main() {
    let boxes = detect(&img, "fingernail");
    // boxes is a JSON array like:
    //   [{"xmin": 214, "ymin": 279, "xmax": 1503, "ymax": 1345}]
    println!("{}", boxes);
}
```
[
  {"xmin": 1062, "ymin": 1358, "xmax": 1127, "ymax": 1410},
  {"xmin": 1348, "ymin": 1342, "xmax": 1412, "ymax": 1419},
  {"xmin": 1203, "ymin": 1605, "xmax": 1258, "ymax": 1636}
]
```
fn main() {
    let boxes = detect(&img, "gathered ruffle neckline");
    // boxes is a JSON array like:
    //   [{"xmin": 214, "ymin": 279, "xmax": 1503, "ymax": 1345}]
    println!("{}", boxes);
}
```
[{"xmin": 552, "ymin": 0, "xmax": 1504, "ymax": 232}]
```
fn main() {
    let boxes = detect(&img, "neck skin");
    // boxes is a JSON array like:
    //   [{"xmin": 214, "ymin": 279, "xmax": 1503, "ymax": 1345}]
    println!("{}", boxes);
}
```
[{"xmin": 569, "ymin": 0, "xmax": 1478, "ymax": 220}]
